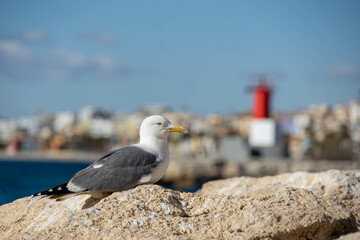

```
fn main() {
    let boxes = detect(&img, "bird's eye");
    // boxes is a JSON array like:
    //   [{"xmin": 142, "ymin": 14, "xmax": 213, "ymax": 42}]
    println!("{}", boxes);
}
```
[{"xmin": 156, "ymin": 123, "xmax": 162, "ymax": 126}]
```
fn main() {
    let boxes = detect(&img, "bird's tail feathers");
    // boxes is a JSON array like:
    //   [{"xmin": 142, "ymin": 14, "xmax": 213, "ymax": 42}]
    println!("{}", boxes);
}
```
[{"xmin": 31, "ymin": 182, "xmax": 72, "ymax": 197}]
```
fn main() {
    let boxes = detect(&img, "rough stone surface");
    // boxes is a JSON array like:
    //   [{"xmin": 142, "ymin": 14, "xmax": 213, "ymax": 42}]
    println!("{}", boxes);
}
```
[
  {"xmin": 0, "ymin": 183, "xmax": 357, "ymax": 240},
  {"xmin": 198, "ymin": 169, "xmax": 360, "ymax": 230},
  {"xmin": 336, "ymin": 231, "xmax": 360, "ymax": 240}
]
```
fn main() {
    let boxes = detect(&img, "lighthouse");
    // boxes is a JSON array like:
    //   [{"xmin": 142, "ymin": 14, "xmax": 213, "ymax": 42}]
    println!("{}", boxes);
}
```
[
  {"xmin": 252, "ymin": 78, "xmax": 272, "ymax": 119},
  {"xmin": 248, "ymin": 78, "xmax": 278, "ymax": 148}
]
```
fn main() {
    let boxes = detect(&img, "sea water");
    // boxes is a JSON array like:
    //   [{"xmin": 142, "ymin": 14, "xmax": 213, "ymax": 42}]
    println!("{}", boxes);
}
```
[{"xmin": 0, "ymin": 160, "xmax": 88, "ymax": 205}]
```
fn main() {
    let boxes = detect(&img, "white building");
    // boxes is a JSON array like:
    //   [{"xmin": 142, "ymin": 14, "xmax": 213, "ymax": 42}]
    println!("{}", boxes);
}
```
[
  {"xmin": 0, "ymin": 118, "xmax": 17, "ymax": 142},
  {"xmin": 54, "ymin": 111, "xmax": 76, "ymax": 132},
  {"xmin": 78, "ymin": 106, "xmax": 114, "ymax": 138},
  {"xmin": 17, "ymin": 116, "xmax": 40, "ymax": 136},
  {"xmin": 91, "ymin": 119, "xmax": 113, "ymax": 138}
]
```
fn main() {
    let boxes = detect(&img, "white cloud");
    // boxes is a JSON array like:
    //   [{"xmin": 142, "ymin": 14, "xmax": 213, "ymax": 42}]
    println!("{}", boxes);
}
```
[
  {"xmin": 21, "ymin": 30, "xmax": 49, "ymax": 43},
  {"xmin": 327, "ymin": 63, "xmax": 360, "ymax": 81},
  {"xmin": 0, "ymin": 40, "xmax": 32, "ymax": 60},
  {"xmin": 0, "ymin": 40, "xmax": 129, "ymax": 81},
  {"xmin": 0, "ymin": 30, "xmax": 50, "ymax": 44},
  {"xmin": 80, "ymin": 32, "xmax": 118, "ymax": 46}
]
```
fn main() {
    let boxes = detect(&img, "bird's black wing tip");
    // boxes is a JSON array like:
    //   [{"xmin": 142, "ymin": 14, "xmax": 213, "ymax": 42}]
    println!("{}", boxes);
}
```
[{"xmin": 30, "ymin": 182, "xmax": 71, "ymax": 198}]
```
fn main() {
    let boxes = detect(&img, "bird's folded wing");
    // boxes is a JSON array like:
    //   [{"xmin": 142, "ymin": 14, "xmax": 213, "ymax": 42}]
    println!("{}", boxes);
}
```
[{"xmin": 69, "ymin": 146, "xmax": 159, "ymax": 192}]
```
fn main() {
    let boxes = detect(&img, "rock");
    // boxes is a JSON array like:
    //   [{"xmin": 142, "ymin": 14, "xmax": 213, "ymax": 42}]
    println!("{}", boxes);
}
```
[
  {"xmin": 337, "ymin": 231, "xmax": 360, "ymax": 240},
  {"xmin": 198, "ymin": 170, "xmax": 360, "ymax": 230},
  {"xmin": 0, "ymin": 184, "xmax": 357, "ymax": 240}
]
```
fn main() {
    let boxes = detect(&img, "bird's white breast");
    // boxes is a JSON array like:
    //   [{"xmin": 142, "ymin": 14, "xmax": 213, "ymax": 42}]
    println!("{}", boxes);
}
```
[
  {"xmin": 138, "ymin": 156, "xmax": 169, "ymax": 184},
  {"xmin": 133, "ymin": 140, "xmax": 170, "ymax": 184}
]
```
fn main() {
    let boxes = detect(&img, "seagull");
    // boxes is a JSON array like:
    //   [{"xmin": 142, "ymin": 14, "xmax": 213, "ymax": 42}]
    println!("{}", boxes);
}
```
[{"xmin": 31, "ymin": 115, "xmax": 187, "ymax": 198}]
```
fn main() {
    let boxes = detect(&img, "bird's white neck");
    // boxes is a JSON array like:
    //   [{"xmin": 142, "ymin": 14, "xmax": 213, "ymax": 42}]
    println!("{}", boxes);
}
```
[{"xmin": 138, "ymin": 136, "xmax": 169, "ymax": 159}]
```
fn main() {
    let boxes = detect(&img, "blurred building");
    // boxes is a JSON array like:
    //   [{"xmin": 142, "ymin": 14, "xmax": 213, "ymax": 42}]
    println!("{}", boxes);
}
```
[
  {"xmin": 349, "ymin": 100, "xmax": 360, "ymax": 158},
  {"xmin": 0, "ymin": 118, "xmax": 17, "ymax": 143},
  {"xmin": 78, "ymin": 106, "xmax": 114, "ymax": 138},
  {"xmin": 54, "ymin": 111, "xmax": 76, "ymax": 133},
  {"xmin": 16, "ymin": 116, "xmax": 40, "ymax": 136}
]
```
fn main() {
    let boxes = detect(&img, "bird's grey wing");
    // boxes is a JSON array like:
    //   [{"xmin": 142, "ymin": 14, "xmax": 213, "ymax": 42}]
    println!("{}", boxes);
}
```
[{"xmin": 69, "ymin": 146, "xmax": 158, "ymax": 192}]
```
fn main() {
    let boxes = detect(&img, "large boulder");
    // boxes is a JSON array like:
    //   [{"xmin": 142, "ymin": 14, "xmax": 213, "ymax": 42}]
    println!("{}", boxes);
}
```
[
  {"xmin": 337, "ymin": 231, "xmax": 360, "ymax": 240},
  {"xmin": 0, "ymin": 183, "xmax": 357, "ymax": 239},
  {"xmin": 198, "ymin": 169, "xmax": 360, "ymax": 229}
]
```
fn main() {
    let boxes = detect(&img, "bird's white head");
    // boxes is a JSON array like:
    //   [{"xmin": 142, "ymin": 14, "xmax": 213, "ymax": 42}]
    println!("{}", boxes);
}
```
[{"xmin": 139, "ymin": 115, "xmax": 187, "ymax": 141}]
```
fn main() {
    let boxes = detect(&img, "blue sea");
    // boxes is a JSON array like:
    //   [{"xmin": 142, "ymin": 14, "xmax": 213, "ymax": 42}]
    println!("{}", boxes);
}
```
[
  {"xmin": 0, "ymin": 159, "xmax": 200, "ymax": 206},
  {"xmin": 0, "ymin": 160, "xmax": 89, "ymax": 205}
]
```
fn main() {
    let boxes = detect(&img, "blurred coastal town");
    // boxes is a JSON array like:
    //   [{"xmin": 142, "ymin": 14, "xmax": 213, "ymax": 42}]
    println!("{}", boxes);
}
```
[{"xmin": 1, "ymin": 100, "xmax": 359, "ymax": 162}]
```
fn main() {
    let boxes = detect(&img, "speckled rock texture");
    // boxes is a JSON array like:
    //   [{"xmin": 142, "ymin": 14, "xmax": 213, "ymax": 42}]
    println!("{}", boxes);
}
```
[
  {"xmin": 0, "ymin": 170, "xmax": 359, "ymax": 240},
  {"xmin": 337, "ymin": 231, "xmax": 360, "ymax": 240},
  {"xmin": 198, "ymin": 169, "xmax": 360, "ymax": 229}
]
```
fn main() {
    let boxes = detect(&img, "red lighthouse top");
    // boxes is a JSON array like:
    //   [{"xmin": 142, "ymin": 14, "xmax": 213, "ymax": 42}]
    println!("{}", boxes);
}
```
[{"xmin": 249, "ymin": 78, "xmax": 273, "ymax": 119}]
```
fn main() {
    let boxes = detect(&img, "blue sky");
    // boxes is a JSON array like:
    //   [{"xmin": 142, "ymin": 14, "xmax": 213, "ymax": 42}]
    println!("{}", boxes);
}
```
[{"xmin": 0, "ymin": 0, "xmax": 359, "ymax": 117}]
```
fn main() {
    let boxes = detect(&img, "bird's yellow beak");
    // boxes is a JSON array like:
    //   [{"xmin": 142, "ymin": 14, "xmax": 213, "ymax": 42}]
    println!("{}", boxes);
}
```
[{"xmin": 169, "ymin": 125, "xmax": 188, "ymax": 134}]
